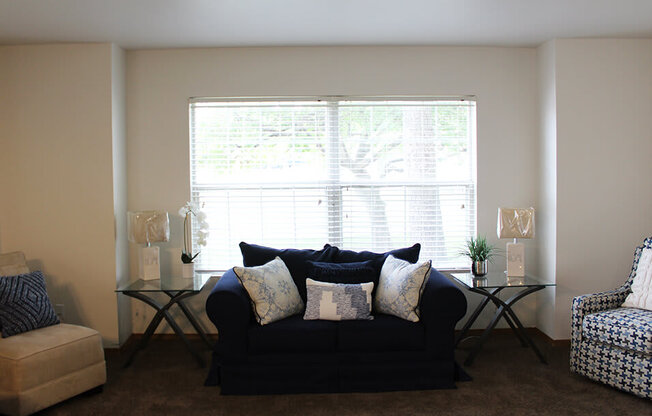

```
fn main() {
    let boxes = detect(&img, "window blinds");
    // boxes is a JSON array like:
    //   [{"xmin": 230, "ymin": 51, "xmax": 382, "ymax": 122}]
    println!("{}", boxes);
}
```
[{"xmin": 189, "ymin": 97, "xmax": 476, "ymax": 270}]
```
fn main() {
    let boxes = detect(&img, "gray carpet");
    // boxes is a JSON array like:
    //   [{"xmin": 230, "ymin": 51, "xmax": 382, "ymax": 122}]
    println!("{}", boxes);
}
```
[{"xmin": 36, "ymin": 333, "xmax": 650, "ymax": 415}]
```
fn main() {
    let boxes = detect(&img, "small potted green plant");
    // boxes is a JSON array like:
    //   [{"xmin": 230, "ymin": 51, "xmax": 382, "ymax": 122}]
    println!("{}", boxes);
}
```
[{"xmin": 460, "ymin": 236, "xmax": 497, "ymax": 276}]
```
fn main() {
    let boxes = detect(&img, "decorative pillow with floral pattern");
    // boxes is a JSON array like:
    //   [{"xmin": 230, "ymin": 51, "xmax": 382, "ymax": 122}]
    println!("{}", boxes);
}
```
[
  {"xmin": 374, "ymin": 255, "xmax": 431, "ymax": 322},
  {"xmin": 233, "ymin": 257, "xmax": 304, "ymax": 325}
]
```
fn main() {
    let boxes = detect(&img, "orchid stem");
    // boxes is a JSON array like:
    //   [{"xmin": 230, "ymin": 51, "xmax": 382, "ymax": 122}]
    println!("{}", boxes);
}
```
[{"xmin": 183, "ymin": 212, "xmax": 188, "ymax": 254}]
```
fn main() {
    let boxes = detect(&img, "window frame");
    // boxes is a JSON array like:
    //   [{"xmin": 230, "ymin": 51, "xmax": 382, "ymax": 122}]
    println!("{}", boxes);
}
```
[{"xmin": 189, "ymin": 95, "xmax": 477, "ymax": 272}]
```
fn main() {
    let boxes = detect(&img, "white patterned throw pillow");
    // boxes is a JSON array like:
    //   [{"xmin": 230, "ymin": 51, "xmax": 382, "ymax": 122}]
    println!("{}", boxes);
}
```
[
  {"xmin": 623, "ymin": 247, "xmax": 652, "ymax": 310},
  {"xmin": 303, "ymin": 279, "xmax": 374, "ymax": 321},
  {"xmin": 374, "ymin": 255, "xmax": 431, "ymax": 322},
  {"xmin": 233, "ymin": 256, "xmax": 304, "ymax": 325}
]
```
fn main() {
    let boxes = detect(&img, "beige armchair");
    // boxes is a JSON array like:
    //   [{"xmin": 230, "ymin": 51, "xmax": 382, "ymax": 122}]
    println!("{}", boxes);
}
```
[{"xmin": 0, "ymin": 252, "xmax": 106, "ymax": 416}]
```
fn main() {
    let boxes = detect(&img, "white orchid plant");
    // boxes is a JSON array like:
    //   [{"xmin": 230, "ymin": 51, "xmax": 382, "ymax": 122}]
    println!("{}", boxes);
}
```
[{"xmin": 179, "ymin": 201, "xmax": 209, "ymax": 264}]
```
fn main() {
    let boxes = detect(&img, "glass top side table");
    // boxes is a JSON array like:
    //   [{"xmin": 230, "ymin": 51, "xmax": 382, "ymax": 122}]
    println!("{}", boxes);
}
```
[
  {"xmin": 117, "ymin": 274, "xmax": 211, "ymax": 292},
  {"xmin": 450, "ymin": 271, "xmax": 555, "ymax": 366},
  {"xmin": 116, "ymin": 273, "xmax": 214, "ymax": 368}
]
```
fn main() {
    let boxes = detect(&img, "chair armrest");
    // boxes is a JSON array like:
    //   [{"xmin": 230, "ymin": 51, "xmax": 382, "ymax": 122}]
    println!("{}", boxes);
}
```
[
  {"xmin": 205, "ymin": 268, "xmax": 252, "ymax": 357},
  {"xmin": 420, "ymin": 269, "xmax": 468, "ymax": 356},
  {"xmin": 571, "ymin": 287, "xmax": 630, "ymax": 344}
]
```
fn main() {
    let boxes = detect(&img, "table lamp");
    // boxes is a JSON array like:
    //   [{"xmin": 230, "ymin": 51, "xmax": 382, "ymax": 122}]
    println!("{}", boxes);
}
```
[
  {"xmin": 497, "ymin": 207, "xmax": 535, "ymax": 277},
  {"xmin": 128, "ymin": 211, "xmax": 170, "ymax": 280}
]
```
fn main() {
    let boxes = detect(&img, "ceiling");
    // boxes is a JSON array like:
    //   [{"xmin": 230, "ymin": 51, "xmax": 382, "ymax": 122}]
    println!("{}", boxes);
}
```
[{"xmin": 1, "ymin": 0, "xmax": 652, "ymax": 50}]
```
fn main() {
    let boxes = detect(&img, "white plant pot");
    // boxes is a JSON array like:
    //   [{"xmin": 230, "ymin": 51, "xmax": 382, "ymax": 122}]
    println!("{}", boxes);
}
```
[{"xmin": 182, "ymin": 263, "xmax": 195, "ymax": 278}]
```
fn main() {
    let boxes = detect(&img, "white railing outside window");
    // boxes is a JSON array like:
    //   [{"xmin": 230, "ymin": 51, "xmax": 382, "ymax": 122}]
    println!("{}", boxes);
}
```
[{"xmin": 189, "ymin": 97, "xmax": 476, "ymax": 270}]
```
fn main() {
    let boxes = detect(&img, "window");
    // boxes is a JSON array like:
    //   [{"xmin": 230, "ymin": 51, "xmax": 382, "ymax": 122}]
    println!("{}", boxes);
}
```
[{"xmin": 189, "ymin": 97, "xmax": 476, "ymax": 270}]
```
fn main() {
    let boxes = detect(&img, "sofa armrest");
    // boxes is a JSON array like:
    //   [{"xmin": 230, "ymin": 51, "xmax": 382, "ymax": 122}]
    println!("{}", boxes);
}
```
[
  {"xmin": 420, "ymin": 269, "xmax": 467, "ymax": 356},
  {"xmin": 205, "ymin": 268, "xmax": 252, "ymax": 357},
  {"xmin": 571, "ymin": 286, "xmax": 629, "ymax": 345}
]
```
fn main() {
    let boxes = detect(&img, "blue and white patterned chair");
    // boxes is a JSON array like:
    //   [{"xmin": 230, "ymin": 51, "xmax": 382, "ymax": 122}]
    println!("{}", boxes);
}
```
[{"xmin": 570, "ymin": 237, "xmax": 652, "ymax": 399}]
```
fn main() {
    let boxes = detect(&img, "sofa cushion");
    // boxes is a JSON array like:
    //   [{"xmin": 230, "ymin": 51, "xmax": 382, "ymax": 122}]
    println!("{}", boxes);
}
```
[
  {"xmin": 333, "ymin": 244, "xmax": 421, "ymax": 264},
  {"xmin": 248, "ymin": 315, "xmax": 337, "ymax": 353},
  {"xmin": 331, "ymin": 244, "xmax": 421, "ymax": 282},
  {"xmin": 0, "ymin": 271, "xmax": 59, "ymax": 338},
  {"xmin": 337, "ymin": 314, "xmax": 425, "ymax": 352},
  {"xmin": 582, "ymin": 307, "xmax": 652, "ymax": 354},
  {"xmin": 304, "ymin": 279, "xmax": 374, "ymax": 321},
  {"xmin": 306, "ymin": 260, "xmax": 376, "ymax": 285},
  {"xmin": 239, "ymin": 242, "xmax": 339, "ymax": 301},
  {"xmin": 233, "ymin": 257, "xmax": 304, "ymax": 326}
]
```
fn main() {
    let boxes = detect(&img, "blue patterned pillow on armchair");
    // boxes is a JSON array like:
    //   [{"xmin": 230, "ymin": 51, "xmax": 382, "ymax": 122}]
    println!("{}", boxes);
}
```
[{"xmin": 0, "ymin": 271, "xmax": 59, "ymax": 338}]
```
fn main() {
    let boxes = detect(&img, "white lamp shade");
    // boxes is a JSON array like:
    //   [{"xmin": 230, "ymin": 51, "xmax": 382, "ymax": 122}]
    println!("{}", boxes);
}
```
[
  {"xmin": 128, "ymin": 211, "xmax": 170, "ymax": 245},
  {"xmin": 497, "ymin": 207, "xmax": 535, "ymax": 239}
]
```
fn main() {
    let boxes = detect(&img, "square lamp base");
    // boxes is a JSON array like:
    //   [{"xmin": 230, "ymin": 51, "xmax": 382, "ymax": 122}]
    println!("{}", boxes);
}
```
[
  {"xmin": 139, "ymin": 246, "xmax": 160, "ymax": 280},
  {"xmin": 506, "ymin": 242, "xmax": 525, "ymax": 277}
]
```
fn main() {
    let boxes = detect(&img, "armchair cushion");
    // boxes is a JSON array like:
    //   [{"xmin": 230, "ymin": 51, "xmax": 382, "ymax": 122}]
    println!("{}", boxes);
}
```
[
  {"xmin": 582, "ymin": 307, "xmax": 652, "ymax": 354},
  {"xmin": 0, "ymin": 323, "xmax": 106, "ymax": 416}
]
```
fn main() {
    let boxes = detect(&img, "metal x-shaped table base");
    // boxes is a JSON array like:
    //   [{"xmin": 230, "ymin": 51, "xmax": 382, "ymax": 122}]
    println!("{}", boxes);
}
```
[
  {"xmin": 455, "ymin": 285, "xmax": 547, "ymax": 366},
  {"xmin": 121, "ymin": 290, "xmax": 213, "ymax": 368}
]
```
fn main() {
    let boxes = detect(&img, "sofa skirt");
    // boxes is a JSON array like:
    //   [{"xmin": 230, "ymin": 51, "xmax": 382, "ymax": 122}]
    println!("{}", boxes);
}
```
[{"xmin": 205, "ymin": 351, "xmax": 466, "ymax": 395}]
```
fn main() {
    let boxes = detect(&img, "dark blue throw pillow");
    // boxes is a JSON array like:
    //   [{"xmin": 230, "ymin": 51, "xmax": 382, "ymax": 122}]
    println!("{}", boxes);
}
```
[
  {"xmin": 239, "ymin": 242, "xmax": 339, "ymax": 301},
  {"xmin": 0, "ymin": 271, "xmax": 60, "ymax": 338},
  {"xmin": 333, "ymin": 244, "xmax": 421, "ymax": 264},
  {"xmin": 331, "ymin": 244, "xmax": 422, "ymax": 279},
  {"xmin": 306, "ymin": 260, "xmax": 377, "ymax": 285}
]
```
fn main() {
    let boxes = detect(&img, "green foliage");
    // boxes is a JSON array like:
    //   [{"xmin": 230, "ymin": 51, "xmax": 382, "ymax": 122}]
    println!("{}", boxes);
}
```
[{"xmin": 459, "ymin": 236, "xmax": 496, "ymax": 262}]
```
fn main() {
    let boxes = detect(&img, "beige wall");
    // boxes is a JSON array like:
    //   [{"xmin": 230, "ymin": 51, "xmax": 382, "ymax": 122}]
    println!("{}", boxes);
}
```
[
  {"xmin": 6, "ymin": 41, "xmax": 648, "ymax": 342},
  {"xmin": 126, "ymin": 46, "xmax": 541, "ymax": 334},
  {"xmin": 0, "ymin": 43, "xmax": 126, "ymax": 347},
  {"xmin": 537, "ymin": 38, "xmax": 652, "ymax": 339},
  {"xmin": 555, "ymin": 38, "xmax": 652, "ymax": 339}
]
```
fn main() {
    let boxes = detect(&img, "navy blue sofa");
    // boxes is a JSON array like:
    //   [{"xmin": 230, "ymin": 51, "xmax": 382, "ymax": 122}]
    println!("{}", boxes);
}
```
[{"xmin": 205, "ymin": 243, "xmax": 468, "ymax": 394}]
